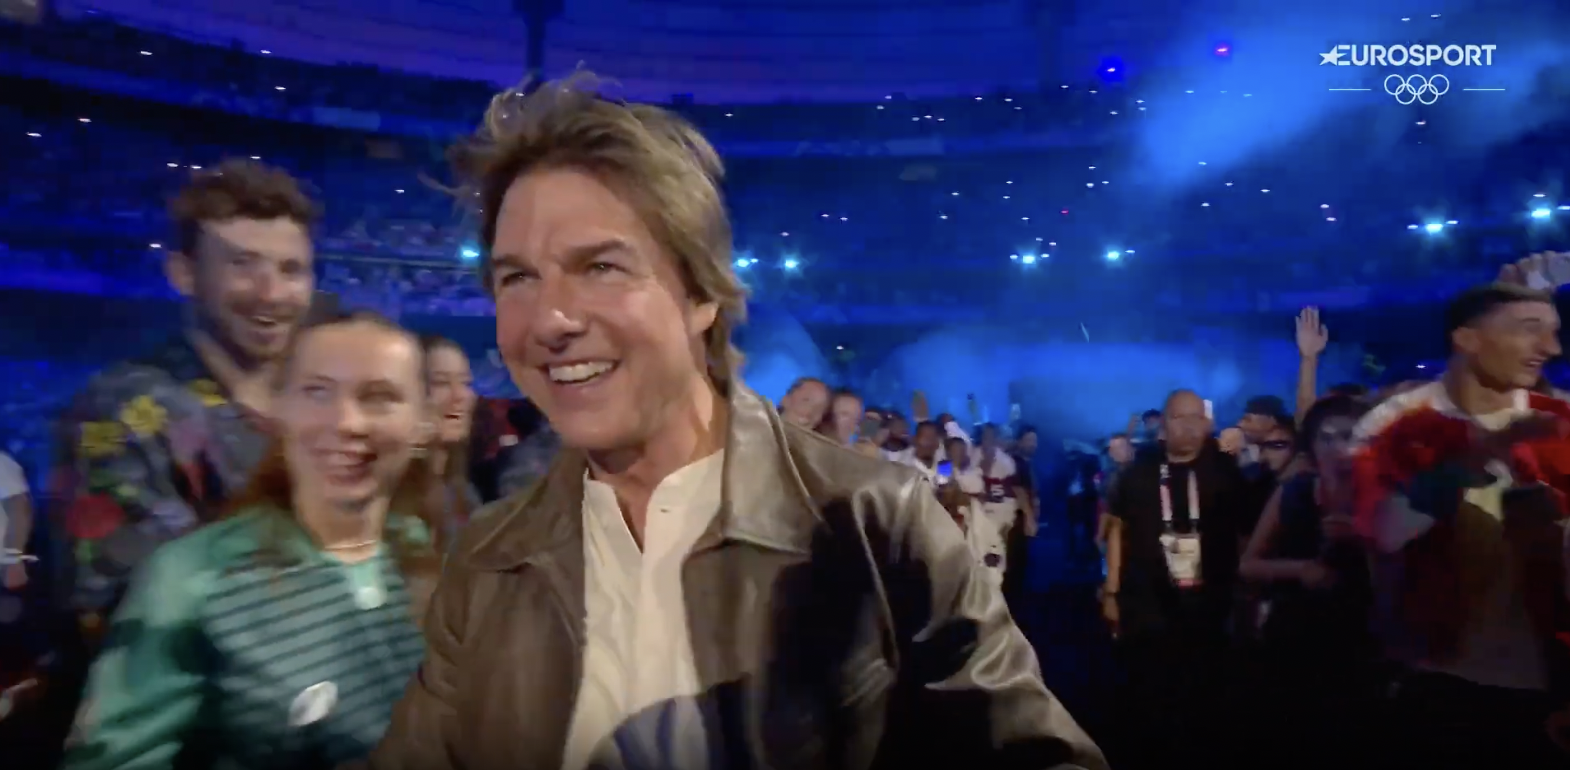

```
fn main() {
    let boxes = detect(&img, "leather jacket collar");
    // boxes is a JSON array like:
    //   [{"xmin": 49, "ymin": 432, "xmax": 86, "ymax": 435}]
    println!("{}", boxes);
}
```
[{"xmin": 463, "ymin": 383, "xmax": 818, "ymax": 572}]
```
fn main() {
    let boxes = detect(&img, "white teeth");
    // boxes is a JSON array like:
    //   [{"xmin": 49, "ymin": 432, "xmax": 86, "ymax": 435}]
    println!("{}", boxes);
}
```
[
  {"xmin": 548, "ymin": 361, "xmax": 613, "ymax": 384},
  {"xmin": 325, "ymin": 452, "xmax": 369, "ymax": 468},
  {"xmin": 251, "ymin": 315, "xmax": 278, "ymax": 327}
]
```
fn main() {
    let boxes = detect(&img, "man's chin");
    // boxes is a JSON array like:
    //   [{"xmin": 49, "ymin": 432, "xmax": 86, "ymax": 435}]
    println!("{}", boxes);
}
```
[
  {"xmin": 550, "ymin": 415, "xmax": 636, "ymax": 453},
  {"xmin": 225, "ymin": 328, "xmax": 293, "ymax": 365}
]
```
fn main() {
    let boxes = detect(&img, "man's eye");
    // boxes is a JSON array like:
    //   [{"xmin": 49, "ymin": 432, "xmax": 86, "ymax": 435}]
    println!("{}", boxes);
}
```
[{"xmin": 588, "ymin": 261, "xmax": 620, "ymax": 274}]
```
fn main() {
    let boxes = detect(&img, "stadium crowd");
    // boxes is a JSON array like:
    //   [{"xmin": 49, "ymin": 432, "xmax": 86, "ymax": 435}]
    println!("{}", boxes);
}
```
[{"xmin": 1, "ymin": 12, "xmax": 1570, "ymax": 770}]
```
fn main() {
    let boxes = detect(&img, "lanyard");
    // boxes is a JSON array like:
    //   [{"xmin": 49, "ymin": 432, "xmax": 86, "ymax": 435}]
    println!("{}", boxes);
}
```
[{"xmin": 1158, "ymin": 464, "xmax": 1200, "ymax": 529}]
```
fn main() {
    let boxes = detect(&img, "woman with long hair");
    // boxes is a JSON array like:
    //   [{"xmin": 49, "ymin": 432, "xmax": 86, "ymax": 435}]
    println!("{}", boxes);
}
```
[
  {"xmin": 64, "ymin": 312, "xmax": 441, "ymax": 770},
  {"xmin": 1238, "ymin": 394, "xmax": 1375, "ymax": 769},
  {"xmin": 419, "ymin": 334, "xmax": 480, "ymax": 531}
]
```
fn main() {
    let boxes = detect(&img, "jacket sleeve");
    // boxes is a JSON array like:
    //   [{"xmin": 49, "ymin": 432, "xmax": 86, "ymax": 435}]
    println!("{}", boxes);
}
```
[
  {"xmin": 883, "ymin": 475, "xmax": 1109, "ymax": 770},
  {"xmin": 61, "ymin": 543, "xmax": 208, "ymax": 770},
  {"xmin": 52, "ymin": 368, "xmax": 203, "ymax": 614},
  {"xmin": 370, "ymin": 558, "xmax": 473, "ymax": 770}
]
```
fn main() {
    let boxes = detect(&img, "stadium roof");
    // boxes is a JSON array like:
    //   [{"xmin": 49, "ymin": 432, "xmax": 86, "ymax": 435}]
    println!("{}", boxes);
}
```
[{"xmin": 61, "ymin": 0, "xmax": 1073, "ymax": 103}]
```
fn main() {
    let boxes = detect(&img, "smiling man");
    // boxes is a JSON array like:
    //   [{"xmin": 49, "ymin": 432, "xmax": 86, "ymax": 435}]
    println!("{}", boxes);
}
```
[
  {"xmin": 41, "ymin": 160, "xmax": 317, "ymax": 767},
  {"xmin": 54, "ymin": 160, "xmax": 317, "ymax": 626},
  {"xmin": 1357, "ymin": 283, "xmax": 1569, "ymax": 768},
  {"xmin": 372, "ymin": 75, "xmax": 1104, "ymax": 770}
]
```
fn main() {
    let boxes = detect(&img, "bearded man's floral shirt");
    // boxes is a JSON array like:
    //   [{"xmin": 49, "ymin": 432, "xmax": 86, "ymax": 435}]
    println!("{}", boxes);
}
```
[{"xmin": 50, "ymin": 339, "xmax": 272, "ymax": 613}]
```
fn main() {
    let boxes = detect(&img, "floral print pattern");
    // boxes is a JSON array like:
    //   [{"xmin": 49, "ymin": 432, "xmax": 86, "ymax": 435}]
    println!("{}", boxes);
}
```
[{"xmin": 52, "ymin": 339, "xmax": 273, "ymax": 612}]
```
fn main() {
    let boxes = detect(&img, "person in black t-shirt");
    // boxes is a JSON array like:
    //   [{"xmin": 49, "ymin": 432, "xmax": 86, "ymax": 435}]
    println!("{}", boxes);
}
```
[
  {"xmin": 1239, "ymin": 394, "xmax": 1374, "ymax": 770},
  {"xmin": 1102, "ymin": 389, "xmax": 1250, "ymax": 770}
]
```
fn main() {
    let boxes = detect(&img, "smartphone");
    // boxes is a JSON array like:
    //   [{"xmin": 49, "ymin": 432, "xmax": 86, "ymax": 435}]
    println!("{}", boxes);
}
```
[{"xmin": 1203, "ymin": 399, "xmax": 1214, "ymax": 420}]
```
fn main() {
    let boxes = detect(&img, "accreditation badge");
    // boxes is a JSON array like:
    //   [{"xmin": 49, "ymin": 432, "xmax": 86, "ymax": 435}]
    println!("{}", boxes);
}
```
[{"xmin": 1159, "ymin": 531, "xmax": 1202, "ymax": 588}]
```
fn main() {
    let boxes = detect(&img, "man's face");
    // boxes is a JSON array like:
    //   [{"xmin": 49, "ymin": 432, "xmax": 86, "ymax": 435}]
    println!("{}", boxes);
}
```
[
  {"xmin": 979, "ymin": 426, "xmax": 1000, "ymax": 450},
  {"xmin": 1017, "ymin": 431, "xmax": 1038, "ymax": 456},
  {"xmin": 1238, "ymin": 413, "xmax": 1276, "ymax": 443},
  {"xmin": 489, "ymin": 167, "xmax": 718, "ymax": 451},
  {"xmin": 914, "ymin": 424, "xmax": 940, "ymax": 456},
  {"xmin": 1108, "ymin": 437, "xmax": 1134, "ymax": 464},
  {"xmin": 1460, "ymin": 301, "xmax": 1562, "ymax": 390},
  {"xmin": 1164, "ymin": 394, "xmax": 1208, "ymax": 455},
  {"xmin": 828, "ymin": 394, "xmax": 863, "ymax": 444},
  {"xmin": 945, "ymin": 438, "xmax": 970, "ymax": 468},
  {"xmin": 176, "ymin": 218, "xmax": 314, "ymax": 365},
  {"xmin": 887, "ymin": 416, "xmax": 910, "ymax": 441},
  {"xmin": 1259, "ymin": 425, "xmax": 1296, "ymax": 473},
  {"xmin": 782, "ymin": 381, "xmax": 829, "ymax": 429}
]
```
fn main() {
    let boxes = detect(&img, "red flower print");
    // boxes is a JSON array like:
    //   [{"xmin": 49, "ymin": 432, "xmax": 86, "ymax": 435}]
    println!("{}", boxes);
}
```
[
  {"xmin": 1351, "ymin": 407, "xmax": 1473, "ymax": 537},
  {"xmin": 66, "ymin": 495, "xmax": 126, "ymax": 541}
]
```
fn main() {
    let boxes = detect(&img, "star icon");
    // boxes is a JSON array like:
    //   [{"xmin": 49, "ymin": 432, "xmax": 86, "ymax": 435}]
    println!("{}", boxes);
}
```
[{"xmin": 1320, "ymin": 48, "xmax": 1344, "ymax": 65}]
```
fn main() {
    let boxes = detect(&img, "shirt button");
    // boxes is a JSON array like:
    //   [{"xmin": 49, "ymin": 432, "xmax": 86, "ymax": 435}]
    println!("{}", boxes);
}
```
[{"xmin": 354, "ymin": 585, "xmax": 384, "ymax": 610}]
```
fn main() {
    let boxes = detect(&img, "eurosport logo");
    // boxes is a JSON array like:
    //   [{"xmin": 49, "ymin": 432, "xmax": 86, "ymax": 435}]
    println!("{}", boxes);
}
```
[
  {"xmin": 1320, "ymin": 43, "xmax": 1500, "ymax": 104},
  {"xmin": 1320, "ymin": 44, "xmax": 1496, "ymax": 68}
]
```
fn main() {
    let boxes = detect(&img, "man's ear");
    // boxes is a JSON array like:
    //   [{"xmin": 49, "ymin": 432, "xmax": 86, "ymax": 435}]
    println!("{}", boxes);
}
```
[
  {"xmin": 688, "ymin": 300, "xmax": 719, "ymax": 336},
  {"xmin": 1451, "ymin": 326, "xmax": 1479, "ymax": 355},
  {"xmin": 165, "ymin": 251, "xmax": 196, "ymax": 298}
]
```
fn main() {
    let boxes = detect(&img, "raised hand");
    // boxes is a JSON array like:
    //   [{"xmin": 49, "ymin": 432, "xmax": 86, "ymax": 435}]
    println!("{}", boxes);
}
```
[
  {"xmin": 1218, "ymin": 427, "xmax": 1245, "ymax": 454},
  {"xmin": 1295, "ymin": 306, "xmax": 1328, "ymax": 358},
  {"xmin": 1498, "ymin": 252, "xmax": 1570, "ymax": 290}
]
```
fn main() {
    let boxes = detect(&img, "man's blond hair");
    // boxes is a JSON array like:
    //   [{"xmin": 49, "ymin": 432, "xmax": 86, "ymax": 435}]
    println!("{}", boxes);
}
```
[{"xmin": 451, "ymin": 73, "xmax": 747, "ymax": 390}]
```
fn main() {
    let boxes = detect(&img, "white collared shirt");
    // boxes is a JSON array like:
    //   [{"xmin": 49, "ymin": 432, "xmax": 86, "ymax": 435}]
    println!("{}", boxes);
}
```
[{"xmin": 561, "ymin": 452, "xmax": 724, "ymax": 770}]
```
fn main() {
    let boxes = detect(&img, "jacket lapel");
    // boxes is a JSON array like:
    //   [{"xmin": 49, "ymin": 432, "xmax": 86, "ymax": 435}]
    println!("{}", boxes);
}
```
[
  {"xmin": 685, "ymin": 386, "xmax": 817, "ymax": 687},
  {"xmin": 461, "ymin": 385, "xmax": 827, "ymax": 766},
  {"xmin": 462, "ymin": 453, "xmax": 589, "ymax": 768}
]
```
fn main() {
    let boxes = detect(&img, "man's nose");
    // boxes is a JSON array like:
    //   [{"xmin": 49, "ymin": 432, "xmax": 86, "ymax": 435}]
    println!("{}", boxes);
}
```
[
  {"xmin": 1540, "ymin": 331, "xmax": 1563, "ymax": 358},
  {"xmin": 256, "ymin": 268, "xmax": 292, "ymax": 304},
  {"xmin": 531, "ymin": 278, "xmax": 588, "ymax": 349}
]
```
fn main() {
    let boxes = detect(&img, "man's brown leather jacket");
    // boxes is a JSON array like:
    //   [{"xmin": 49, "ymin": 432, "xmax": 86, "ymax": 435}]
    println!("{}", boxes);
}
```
[{"xmin": 371, "ymin": 385, "xmax": 1106, "ymax": 770}]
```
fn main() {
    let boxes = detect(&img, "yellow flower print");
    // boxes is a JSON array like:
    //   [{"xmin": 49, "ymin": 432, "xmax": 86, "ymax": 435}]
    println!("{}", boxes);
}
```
[
  {"xmin": 119, "ymin": 395, "xmax": 168, "ymax": 439},
  {"xmin": 188, "ymin": 379, "xmax": 227, "ymax": 408},
  {"xmin": 78, "ymin": 422, "xmax": 127, "ymax": 459}
]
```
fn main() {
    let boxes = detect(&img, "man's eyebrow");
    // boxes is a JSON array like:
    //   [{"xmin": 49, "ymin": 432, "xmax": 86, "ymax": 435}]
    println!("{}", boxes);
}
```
[
  {"xmin": 489, "ymin": 251, "xmax": 527, "ymax": 271},
  {"xmin": 489, "ymin": 239, "xmax": 628, "ymax": 272},
  {"xmin": 562, "ymin": 238, "xmax": 631, "ymax": 266}
]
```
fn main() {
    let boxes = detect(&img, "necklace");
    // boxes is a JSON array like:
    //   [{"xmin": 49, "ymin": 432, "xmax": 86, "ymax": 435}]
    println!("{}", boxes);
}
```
[{"xmin": 321, "ymin": 538, "xmax": 380, "ymax": 552}]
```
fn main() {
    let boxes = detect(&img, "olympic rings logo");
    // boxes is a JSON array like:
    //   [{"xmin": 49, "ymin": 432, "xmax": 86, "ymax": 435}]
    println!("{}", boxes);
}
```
[{"xmin": 1384, "ymin": 73, "xmax": 1450, "ymax": 105}]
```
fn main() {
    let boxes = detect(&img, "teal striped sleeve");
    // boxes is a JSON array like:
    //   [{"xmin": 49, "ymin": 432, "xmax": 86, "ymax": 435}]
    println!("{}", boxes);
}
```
[{"xmin": 63, "ymin": 541, "xmax": 210, "ymax": 770}]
